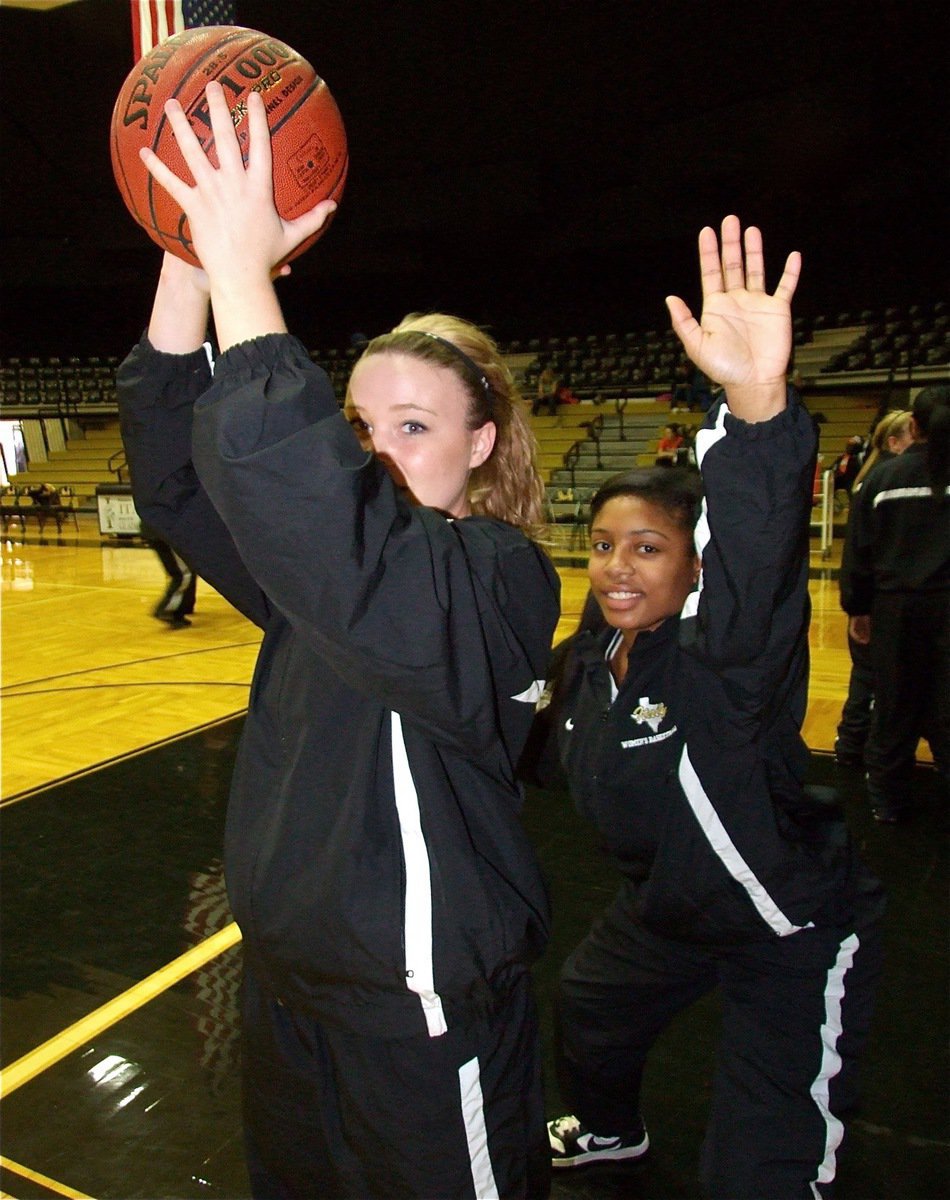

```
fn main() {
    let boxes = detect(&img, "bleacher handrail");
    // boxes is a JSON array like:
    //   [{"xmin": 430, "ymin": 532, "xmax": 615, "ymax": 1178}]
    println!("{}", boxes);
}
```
[{"xmin": 107, "ymin": 448, "xmax": 128, "ymax": 483}]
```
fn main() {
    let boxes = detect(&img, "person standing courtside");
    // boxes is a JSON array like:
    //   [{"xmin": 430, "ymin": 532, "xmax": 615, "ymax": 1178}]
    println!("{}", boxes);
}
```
[
  {"xmin": 834, "ymin": 410, "xmax": 913, "ymax": 767},
  {"xmin": 840, "ymin": 385, "xmax": 950, "ymax": 821}
]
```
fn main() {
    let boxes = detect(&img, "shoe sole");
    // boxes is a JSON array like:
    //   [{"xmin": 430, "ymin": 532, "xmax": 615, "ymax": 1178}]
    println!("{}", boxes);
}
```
[{"xmin": 551, "ymin": 1136, "xmax": 650, "ymax": 1168}]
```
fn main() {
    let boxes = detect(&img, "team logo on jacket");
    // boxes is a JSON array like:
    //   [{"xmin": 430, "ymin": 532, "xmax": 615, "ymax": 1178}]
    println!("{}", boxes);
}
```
[
  {"xmin": 632, "ymin": 697, "xmax": 667, "ymax": 732},
  {"xmin": 621, "ymin": 696, "xmax": 676, "ymax": 749}
]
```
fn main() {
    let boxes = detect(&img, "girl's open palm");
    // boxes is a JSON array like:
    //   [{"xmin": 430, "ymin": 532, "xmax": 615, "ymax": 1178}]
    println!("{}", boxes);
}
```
[{"xmin": 666, "ymin": 216, "xmax": 801, "ymax": 394}]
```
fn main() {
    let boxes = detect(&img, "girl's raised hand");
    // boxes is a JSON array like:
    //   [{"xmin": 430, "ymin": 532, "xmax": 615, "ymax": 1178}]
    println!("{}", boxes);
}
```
[
  {"xmin": 140, "ymin": 82, "xmax": 335, "ymax": 290},
  {"xmin": 666, "ymin": 216, "xmax": 801, "ymax": 422},
  {"xmin": 140, "ymin": 82, "xmax": 335, "ymax": 348}
]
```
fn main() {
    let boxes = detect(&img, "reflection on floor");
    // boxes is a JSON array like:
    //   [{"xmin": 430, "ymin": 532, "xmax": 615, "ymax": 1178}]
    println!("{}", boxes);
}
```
[{"xmin": 0, "ymin": 721, "xmax": 946, "ymax": 1199}]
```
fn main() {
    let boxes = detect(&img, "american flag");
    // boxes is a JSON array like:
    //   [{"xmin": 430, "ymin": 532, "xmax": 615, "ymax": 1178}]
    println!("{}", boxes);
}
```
[{"xmin": 131, "ymin": 1, "xmax": 238, "ymax": 62}]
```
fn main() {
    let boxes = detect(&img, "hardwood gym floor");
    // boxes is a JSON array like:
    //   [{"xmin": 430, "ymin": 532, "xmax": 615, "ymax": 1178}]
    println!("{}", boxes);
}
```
[{"xmin": 1, "ymin": 518, "xmax": 946, "ymax": 1199}]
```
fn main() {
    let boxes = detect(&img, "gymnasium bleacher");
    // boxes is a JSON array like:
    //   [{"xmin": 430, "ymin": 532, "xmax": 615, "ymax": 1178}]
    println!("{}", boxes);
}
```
[{"xmin": 1, "ymin": 301, "xmax": 946, "ymax": 531}]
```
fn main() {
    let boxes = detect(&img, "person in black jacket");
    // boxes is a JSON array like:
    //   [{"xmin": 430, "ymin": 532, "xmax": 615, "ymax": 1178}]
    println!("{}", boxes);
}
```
[
  {"xmin": 840, "ymin": 385, "xmax": 950, "ymax": 821},
  {"xmin": 529, "ymin": 218, "xmax": 885, "ymax": 1198},
  {"xmin": 120, "ymin": 84, "xmax": 560, "ymax": 1198},
  {"xmin": 834, "ymin": 410, "xmax": 913, "ymax": 767}
]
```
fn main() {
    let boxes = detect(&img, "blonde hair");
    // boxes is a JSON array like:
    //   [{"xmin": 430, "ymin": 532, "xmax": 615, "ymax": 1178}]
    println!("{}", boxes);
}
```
[
  {"xmin": 346, "ymin": 313, "xmax": 547, "ymax": 537},
  {"xmin": 854, "ymin": 409, "xmax": 912, "ymax": 487}
]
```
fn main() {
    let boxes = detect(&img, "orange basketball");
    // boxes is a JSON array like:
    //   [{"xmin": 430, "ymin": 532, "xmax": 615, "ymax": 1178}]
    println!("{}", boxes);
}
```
[{"xmin": 110, "ymin": 25, "xmax": 347, "ymax": 266}]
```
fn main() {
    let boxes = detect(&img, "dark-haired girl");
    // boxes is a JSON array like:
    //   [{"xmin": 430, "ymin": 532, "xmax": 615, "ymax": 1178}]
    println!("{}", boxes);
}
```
[{"xmin": 531, "ymin": 218, "xmax": 884, "ymax": 1198}]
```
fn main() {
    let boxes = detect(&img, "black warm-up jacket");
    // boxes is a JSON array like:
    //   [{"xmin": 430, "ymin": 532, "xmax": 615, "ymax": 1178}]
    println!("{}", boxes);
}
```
[
  {"xmin": 118, "ymin": 332, "xmax": 560, "ymax": 1039},
  {"xmin": 839, "ymin": 441, "xmax": 950, "ymax": 616}
]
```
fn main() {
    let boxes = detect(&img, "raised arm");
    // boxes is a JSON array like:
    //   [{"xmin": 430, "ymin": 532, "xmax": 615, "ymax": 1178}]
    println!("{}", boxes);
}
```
[
  {"xmin": 666, "ymin": 215, "xmax": 800, "ymax": 423},
  {"xmin": 146, "ymin": 252, "xmax": 212, "ymax": 354},
  {"xmin": 669, "ymin": 219, "xmax": 815, "ymax": 694}
]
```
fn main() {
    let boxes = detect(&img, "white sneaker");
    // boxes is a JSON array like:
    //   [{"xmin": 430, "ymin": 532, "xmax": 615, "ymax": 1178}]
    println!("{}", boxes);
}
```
[{"xmin": 548, "ymin": 1113, "xmax": 649, "ymax": 1168}]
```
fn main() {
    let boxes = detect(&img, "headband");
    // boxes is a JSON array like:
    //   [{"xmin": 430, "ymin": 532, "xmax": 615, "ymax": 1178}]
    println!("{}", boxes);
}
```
[{"xmin": 392, "ymin": 329, "xmax": 493, "ymax": 400}]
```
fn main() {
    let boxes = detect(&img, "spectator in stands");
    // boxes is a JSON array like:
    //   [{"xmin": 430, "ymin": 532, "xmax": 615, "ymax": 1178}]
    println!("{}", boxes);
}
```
[
  {"xmin": 671, "ymin": 360, "xmax": 692, "ymax": 410},
  {"xmin": 835, "ymin": 410, "xmax": 913, "ymax": 766},
  {"xmin": 840, "ymin": 386, "xmax": 950, "ymax": 821},
  {"xmin": 26, "ymin": 482, "xmax": 59, "ymax": 507},
  {"xmin": 831, "ymin": 435, "xmax": 865, "ymax": 506},
  {"xmin": 533, "ymin": 363, "xmax": 561, "ymax": 416},
  {"xmin": 676, "ymin": 422, "xmax": 697, "ymax": 467},
  {"xmin": 654, "ymin": 422, "xmax": 684, "ymax": 465}
]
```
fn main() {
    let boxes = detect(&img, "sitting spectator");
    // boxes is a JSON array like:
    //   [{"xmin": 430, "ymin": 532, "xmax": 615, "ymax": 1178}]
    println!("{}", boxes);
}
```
[
  {"xmin": 26, "ymin": 482, "xmax": 60, "ymax": 507},
  {"xmin": 533, "ymin": 364, "xmax": 561, "ymax": 416},
  {"xmin": 832, "ymin": 435, "xmax": 866, "ymax": 504},
  {"xmin": 654, "ymin": 423, "xmax": 684, "ymax": 466}
]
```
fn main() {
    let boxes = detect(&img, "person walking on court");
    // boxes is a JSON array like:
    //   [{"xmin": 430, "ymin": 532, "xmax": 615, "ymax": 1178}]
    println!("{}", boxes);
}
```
[
  {"xmin": 118, "ymin": 82, "xmax": 559, "ymax": 1198},
  {"xmin": 525, "ymin": 217, "xmax": 884, "ymax": 1198},
  {"xmin": 143, "ymin": 524, "xmax": 196, "ymax": 627}
]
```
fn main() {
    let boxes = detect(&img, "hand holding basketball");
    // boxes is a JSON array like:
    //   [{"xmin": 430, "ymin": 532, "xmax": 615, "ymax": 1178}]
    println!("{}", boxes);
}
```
[
  {"xmin": 110, "ymin": 26, "xmax": 347, "ymax": 267},
  {"xmin": 142, "ymin": 83, "xmax": 336, "ymax": 284}
]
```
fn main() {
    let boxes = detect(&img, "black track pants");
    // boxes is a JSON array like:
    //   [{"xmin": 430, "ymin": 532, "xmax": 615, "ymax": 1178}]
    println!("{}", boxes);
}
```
[
  {"xmin": 865, "ymin": 590, "xmax": 950, "ymax": 808},
  {"xmin": 240, "ymin": 968, "xmax": 550, "ymax": 1199},
  {"xmin": 151, "ymin": 537, "xmax": 197, "ymax": 617},
  {"xmin": 556, "ymin": 890, "xmax": 882, "ymax": 1199},
  {"xmin": 836, "ymin": 631, "xmax": 874, "ymax": 757}
]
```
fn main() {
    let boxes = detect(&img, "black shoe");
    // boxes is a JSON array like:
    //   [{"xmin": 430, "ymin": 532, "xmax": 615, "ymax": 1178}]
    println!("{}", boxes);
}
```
[
  {"xmin": 548, "ymin": 1114, "xmax": 649, "ymax": 1168},
  {"xmin": 156, "ymin": 612, "xmax": 191, "ymax": 627}
]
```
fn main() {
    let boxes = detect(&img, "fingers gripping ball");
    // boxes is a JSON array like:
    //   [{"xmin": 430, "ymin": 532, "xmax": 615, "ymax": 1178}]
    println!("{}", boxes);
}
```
[{"xmin": 111, "ymin": 25, "xmax": 347, "ymax": 265}]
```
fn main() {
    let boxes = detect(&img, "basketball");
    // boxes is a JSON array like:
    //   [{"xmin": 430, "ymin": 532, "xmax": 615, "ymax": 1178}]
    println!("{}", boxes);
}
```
[{"xmin": 110, "ymin": 25, "xmax": 348, "ymax": 266}]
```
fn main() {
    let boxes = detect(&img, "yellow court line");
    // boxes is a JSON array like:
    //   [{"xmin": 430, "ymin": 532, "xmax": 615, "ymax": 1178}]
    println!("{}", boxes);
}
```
[
  {"xmin": 0, "ymin": 1157, "xmax": 93, "ymax": 1199},
  {"xmin": 0, "ymin": 923, "xmax": 242, "ymax": 1100}
]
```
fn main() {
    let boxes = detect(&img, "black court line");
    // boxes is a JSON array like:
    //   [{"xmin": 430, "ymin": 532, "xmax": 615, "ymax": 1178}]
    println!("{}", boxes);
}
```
[
  {"xmin": 0, "ymin": 711, "xmax": 247, "ymax": 807},
  {"xmin": 0, "ymin": 640, "xmax": 261, "ymax": 694},
  {"xmin": 3, "ymin": 681, "xmax": 252, "ymax": 698}
]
